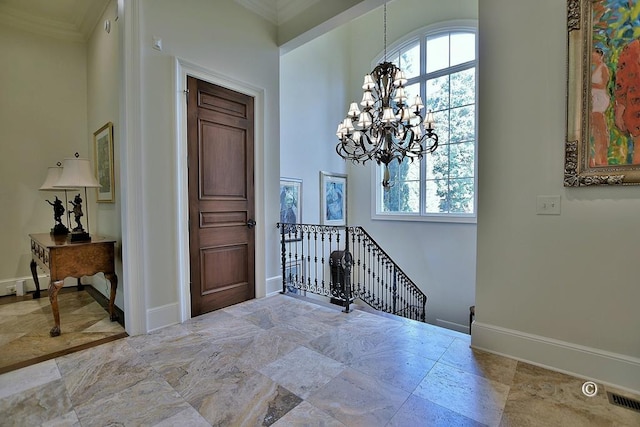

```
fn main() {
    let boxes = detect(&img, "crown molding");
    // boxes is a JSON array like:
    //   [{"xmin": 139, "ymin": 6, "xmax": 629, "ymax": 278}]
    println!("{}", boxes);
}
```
[
  {"xmin": 0, "ymin": 3, "xmax": 84, "ymax": 42},
  {"xmin": 235, "ymin": 0, "xmax": 278, "ymax": 24},
  {"xmin": 77, "ymin": 0, "xmax": 111, "ymax": 41},
  {"xmin": 234, "ymin": 0, "xmax": 321, "ymax": 25},
  {"xmin": 0, "ymin": 0, "xmax": 109, "ymax": 43}
]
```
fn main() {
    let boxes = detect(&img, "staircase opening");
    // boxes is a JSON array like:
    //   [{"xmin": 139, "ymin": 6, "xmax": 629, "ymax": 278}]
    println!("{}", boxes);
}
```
[{"xmin": 277, "ymin": 223, "xmax": 427, "ymax": 323}]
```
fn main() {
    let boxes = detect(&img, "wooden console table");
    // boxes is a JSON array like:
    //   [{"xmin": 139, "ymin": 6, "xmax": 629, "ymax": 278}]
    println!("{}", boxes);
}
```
[{"xmin": 29, "ymin": 233, "xmax": 118, "ymax": 337}]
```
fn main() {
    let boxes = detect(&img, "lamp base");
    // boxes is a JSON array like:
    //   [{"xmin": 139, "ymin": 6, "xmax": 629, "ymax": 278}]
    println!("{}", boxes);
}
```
[
  {"xmin": 51, "ymin": 224, "xmax": 69, "ymax": 236},
  {"xmin": 69, "ymin": 231, "xmax": 91, "ymax": 242}
]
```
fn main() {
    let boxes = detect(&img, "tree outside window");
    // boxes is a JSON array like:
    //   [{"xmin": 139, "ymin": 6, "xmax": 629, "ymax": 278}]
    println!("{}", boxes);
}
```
[{"xmin": 377, "ymin": 27, "xmax": 477, "ymax": 220}]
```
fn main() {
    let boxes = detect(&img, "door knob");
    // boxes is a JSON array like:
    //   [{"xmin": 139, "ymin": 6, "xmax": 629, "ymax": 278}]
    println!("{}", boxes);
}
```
[{"xmin": 247, "ymin": 219, "xmax": 257, "ymax": 229}]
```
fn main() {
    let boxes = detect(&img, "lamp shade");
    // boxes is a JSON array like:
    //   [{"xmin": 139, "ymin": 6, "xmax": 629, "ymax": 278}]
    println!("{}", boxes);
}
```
[
  {"xmin": 39, "ymin": 167, "xmax": 63, "ymax": 190},
  {"xmin": 55, "ymin": 158, "xmax": 100, "ymax": 188}
]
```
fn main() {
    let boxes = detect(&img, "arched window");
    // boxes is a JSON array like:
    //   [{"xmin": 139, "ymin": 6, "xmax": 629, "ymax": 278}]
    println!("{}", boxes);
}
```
[{"xmin": 375, "ymin": 22, "xmax": 477, "ymax": 222}]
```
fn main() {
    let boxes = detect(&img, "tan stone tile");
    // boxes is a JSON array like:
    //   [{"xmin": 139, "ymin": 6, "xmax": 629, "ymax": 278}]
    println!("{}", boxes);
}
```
[
  {"xmin": 414, "ymin": 362, "xmax": 510, "ymax": 426},
  {"xmin": 272, "ymin": 401, "xmax": 346, "ymax": 427},
  {"xmin": 389, "ymin": 394, "xmax": 486, "ymax": 427},
  {"xmin": 307, "ymin": 367, "xmax": 410, "ymax": 427},
  {"xmin": 259, "ymin": 346, "xmax": 345, "ymax": 399},
  {"xmin": 441, "ymin": 338, "xmax": 518, "ymax": 386},
  {"xmin": 503, "ymin": 362, "xmax": 640, "ymax": 427}
]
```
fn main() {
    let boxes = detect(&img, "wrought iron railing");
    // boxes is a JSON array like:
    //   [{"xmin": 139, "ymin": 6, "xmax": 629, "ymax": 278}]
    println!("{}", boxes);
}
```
[{"xmin": 277, "ymin": 223, "xmax": 427, "ymax": 322}]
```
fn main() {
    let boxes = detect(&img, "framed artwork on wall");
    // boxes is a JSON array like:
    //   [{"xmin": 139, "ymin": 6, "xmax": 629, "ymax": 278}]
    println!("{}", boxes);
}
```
[
  {"xmin": 566, "ymin": 0, "xmax": 640, "ymax": 186},
  {"xmin": 94, "ymin": 122, "xmax": 115, "ymax": 202},
  {"xmin": 320, "ymin": 171, "xmax": 347, "ymax": 226},
  {"xmin": 279, "ymin": 177, "xmax": 302, "ymax": 241}
]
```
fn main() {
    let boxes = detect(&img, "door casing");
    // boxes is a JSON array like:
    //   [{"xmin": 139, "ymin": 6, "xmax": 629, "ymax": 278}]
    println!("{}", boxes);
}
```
[{"xmin": 175, "ymin": 58, "xmax": 267, "ymax": 323}]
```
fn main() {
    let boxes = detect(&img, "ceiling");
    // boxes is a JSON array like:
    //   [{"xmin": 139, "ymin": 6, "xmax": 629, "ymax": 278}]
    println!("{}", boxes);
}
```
[{"xmin": 0, "ymin": 0, "xmax": 321, "ymax": 42}]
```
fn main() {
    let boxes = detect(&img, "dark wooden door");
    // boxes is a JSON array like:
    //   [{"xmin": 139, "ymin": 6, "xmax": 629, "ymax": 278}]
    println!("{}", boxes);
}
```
[{"xmin": 187, "ymin": 76, "xmax": 255, "ymax": 317}]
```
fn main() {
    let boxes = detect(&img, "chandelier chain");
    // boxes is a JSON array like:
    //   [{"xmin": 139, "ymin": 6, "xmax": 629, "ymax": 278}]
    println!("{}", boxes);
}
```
[{"xmin": 383, "ymin": 3, "xmax": 387, "ymax": 62}]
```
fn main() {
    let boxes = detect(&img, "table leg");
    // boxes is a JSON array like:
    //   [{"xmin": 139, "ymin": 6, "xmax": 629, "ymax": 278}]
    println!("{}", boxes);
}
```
[
  {"xmin": 105, "ymin": 273, "xmax": 118, "ymax": 321},
  {"xmin": 30, "ymin": 259, "xmax": 41, "ymax": 299},
  {"xmin": 76, "ymin": 277, "xmax": 84, "ymax": 291},
  {"xmin": 48, "ymin": 279, "xmax": 64, "ymax": 337}
]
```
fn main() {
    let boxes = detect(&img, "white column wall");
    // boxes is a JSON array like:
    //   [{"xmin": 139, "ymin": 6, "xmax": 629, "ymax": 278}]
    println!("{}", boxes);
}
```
[{"xmin": 475, "ymin": 0, "xmax": 640, "ymax": 393}]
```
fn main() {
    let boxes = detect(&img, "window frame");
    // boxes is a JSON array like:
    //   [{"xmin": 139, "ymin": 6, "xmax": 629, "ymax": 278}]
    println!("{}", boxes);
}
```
[{"xmin": 371, "ymin": 20, "xmax": 478, "ymax": 224}]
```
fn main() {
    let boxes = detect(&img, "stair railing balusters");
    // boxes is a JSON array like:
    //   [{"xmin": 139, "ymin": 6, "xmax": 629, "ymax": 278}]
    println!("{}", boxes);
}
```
[{"xmin": 277, "ymin": 223, "xmax": 427, "ymax": 323}]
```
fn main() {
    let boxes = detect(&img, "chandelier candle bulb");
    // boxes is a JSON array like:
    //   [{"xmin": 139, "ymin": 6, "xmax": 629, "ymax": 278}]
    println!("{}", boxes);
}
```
[
  {"xmin": 424, "ymin": 111, "xmax": 436, "ymax": 130},
  {"xmin": 411, "ymin": 95, "xmax": 424, "ymax": 111},
  {"xmin": 394, "ymin": 86, "xmax": 407, "ymax": 103},
  {"xmin": 400, "ymin": 108, "xmax": 412, "ymax": 122},
  {"xmin": 358, "ymin": 112, "xmax": 372, "ymax": 127},
  {"xmin": 361, "ymin": 91, "xmax": 375, "ymax": 107},
  {"xmin": 348, "ymin": 103, "xmax": 360, "ymax": 118},
  {"xmin": 382, "ymin": 107, "xmax": 395, "ymax": 123},
  {"xmin": 362, "ymin": 74, "xmax": 375, "ymax": 90},
  {"xmin": 393, "ymin": 70, "xmax": 407, "ymax": 86}
]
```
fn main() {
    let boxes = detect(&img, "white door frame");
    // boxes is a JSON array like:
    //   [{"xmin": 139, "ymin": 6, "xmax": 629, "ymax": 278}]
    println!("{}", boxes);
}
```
[{"xmin": 174, "ymin": 57, "xmax": 266, "ymax": 322}]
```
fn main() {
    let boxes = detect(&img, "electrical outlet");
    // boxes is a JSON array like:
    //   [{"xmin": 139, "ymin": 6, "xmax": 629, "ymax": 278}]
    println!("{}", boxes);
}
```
[{"xmin": 6, "ymin": 285, "xmax": 16, "ymax": 294}]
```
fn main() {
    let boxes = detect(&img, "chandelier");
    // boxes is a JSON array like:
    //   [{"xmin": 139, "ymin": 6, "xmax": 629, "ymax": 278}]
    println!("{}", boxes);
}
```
[{"xmin": 335, "ymin": 3, "xmax": 438, "ymax": 189}]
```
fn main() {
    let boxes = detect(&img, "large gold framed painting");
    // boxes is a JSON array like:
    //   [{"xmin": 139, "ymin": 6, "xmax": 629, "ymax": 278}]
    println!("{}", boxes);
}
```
[{"xmin": 566, "ymin": 0, "xmax": 640, "ymax": 185}]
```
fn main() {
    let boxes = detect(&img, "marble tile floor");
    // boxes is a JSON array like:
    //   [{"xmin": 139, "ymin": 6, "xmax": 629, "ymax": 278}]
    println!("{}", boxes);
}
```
[
  {"xmin": 0, "ymin": 290, "xmax": 127, "ymax": 374},
  {"xmin": 1, "ymin": 294, "xmax": 639, "ymax": 426}
]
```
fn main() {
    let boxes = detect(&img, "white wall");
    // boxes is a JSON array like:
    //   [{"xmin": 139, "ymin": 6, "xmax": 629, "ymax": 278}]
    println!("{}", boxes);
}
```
[
  {"xmin": 87, "ymin": 0, "xmax": 123, "ymax": 308},
  {"xmin": 345, "ymin": 0, "xmax": 478, "ymax": 331},
  {"xmin": 132, "ymin": 0, "xmax": 281, "ymax": 328},
  {"xmin": 475, "ymin": 0, "xmax": 640, "ymax": 393},
  {"xmin": 0, "ymin": 24, "xmax": 88, "ymax": 295},
  {"xmin": 280, "ymin": 26, "xmax": 350, "ymax": 225}
]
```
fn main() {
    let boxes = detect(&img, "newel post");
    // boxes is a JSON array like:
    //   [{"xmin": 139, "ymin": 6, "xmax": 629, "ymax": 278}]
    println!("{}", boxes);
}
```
[
  {"xmin": 280, "ymin": 224, "xmax": 286, "ymax": 294},
  {"xmin": 342, "ymin": 226, "xmax": 352, "ymax": 313},
  {"xmin": 392, "ymin": 265, "xmax": 398, "ymax": 315}
]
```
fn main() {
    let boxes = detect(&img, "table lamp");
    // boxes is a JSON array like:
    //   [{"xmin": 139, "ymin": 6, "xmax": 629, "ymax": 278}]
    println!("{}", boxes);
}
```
[{"xmin": 54, "ymin": 153, "xmax": 100, "ymax": 242}]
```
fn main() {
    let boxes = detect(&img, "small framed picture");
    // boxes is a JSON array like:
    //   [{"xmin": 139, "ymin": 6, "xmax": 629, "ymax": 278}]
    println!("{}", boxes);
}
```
[
  {"xmin": 320, "ymin": 171, "xmax": 347, "ymax": 226},
  {"xmin": 280, "ymin": 177, "xmax": 302, "ymax": 241},
  {"xmin": 94, "ymin": 122, "xmax": 115, "ymax": 202}
]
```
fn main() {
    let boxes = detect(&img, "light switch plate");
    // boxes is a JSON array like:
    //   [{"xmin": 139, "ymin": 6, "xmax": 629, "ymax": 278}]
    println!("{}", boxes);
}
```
[
  {"xmin": 152, "ymin": 36, "xmax": 162, "ymax": 51},
  {"xmin": 536, "ymin": 195, "xmax": 561, "ymax": 215}
]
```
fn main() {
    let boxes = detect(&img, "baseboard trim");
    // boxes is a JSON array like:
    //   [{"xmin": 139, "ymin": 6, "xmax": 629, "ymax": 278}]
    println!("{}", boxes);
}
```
[
  {"xmin": 146, "ymin": 302, "xmax": 180, "ymax": 332},
  {"xmin": 266, "ymin": 289, "xmax": 282, "ymax": 298},
  {"xmin": 436, "ymin": 318, "xmax": 469, "ymax": 334},
  {"xmin": 266, "ymin": 275, "xmax": 282, "ymax": 296},
  {"xmin": 0, "ymin": 275, "xmax": 46, "ymax": 296},
  {"xmin": 471, "ymin": 321, "xmax": 640, "ymax": 394},
  {"xmin": 0, "ymin": 276, "xmax": 93, "ymax": 297}
]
